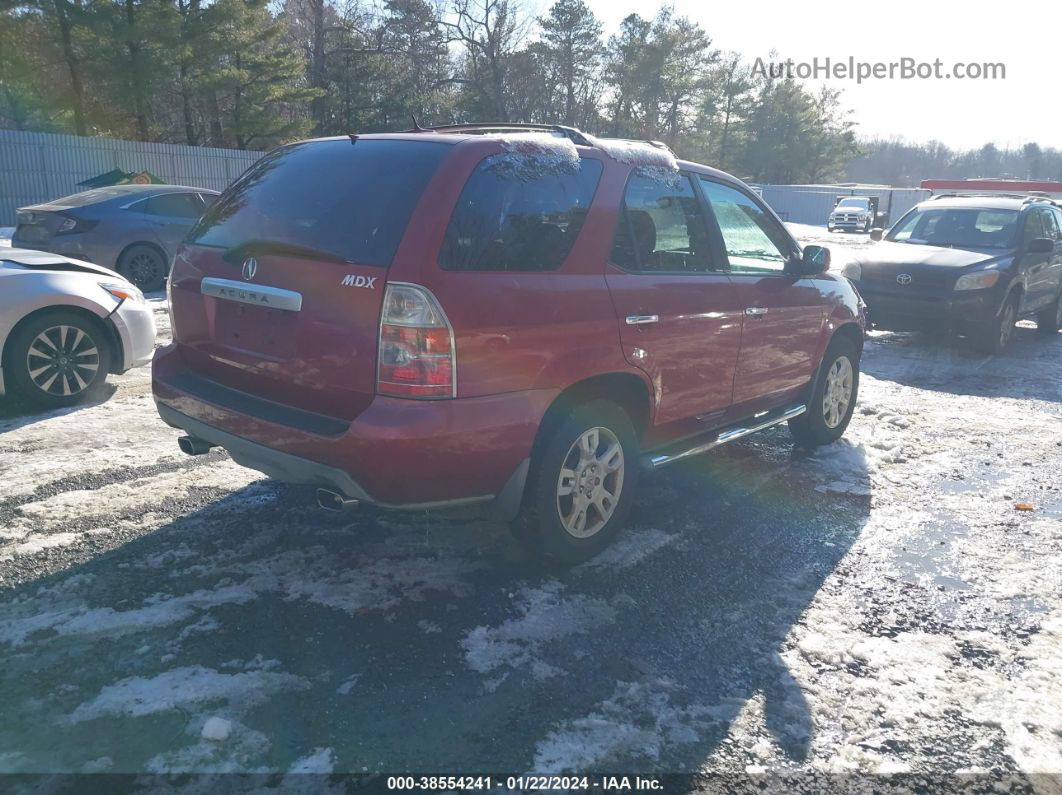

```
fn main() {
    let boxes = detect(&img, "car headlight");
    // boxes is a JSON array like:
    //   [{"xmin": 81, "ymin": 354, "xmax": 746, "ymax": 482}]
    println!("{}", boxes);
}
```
[
  {"xmin": 842, "ymin": 262, "xmax": 862, "ymax": 280},
  {"xmin": 954, "ymin": 271, "xmax": 1000, "ymax": 291},
  {"xmin": 100, "ymin": 281, "xmax": 145, "ymax": 304}
]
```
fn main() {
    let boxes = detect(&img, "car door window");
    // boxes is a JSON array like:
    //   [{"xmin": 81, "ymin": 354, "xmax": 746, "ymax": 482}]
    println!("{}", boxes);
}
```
[
  {"xmin": 138, "ymin": 192, "xmax": 205, "ymax": 219},
  {"xmin": 698, "ymin": 178, "xmax": 791, "ymax": 274},
  {"xmin": 1019, "ymin": 211, "xmax": 1046, "ymax": 247},
  {"xmin": 611, "ymin": 172, "xmax": 713, "ymax": 273},
  {"xmin": 1041, "ymin": 208, "xmax": 1061, "ymax": 242}
]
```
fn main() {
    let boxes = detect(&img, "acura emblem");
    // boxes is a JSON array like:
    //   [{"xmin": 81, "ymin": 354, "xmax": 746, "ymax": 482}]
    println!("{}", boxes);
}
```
[
  {"xmin": 241, "ymin": 257, "xmax": 257, "ymax": 281},
  {"xmin": 896, "ymin": 273, "xmax": 912, "ymax": 285}
]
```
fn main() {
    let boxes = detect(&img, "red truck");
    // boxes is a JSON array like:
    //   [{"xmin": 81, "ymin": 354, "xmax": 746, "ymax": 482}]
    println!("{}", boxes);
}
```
[{"xmin": 153, "ymin": 123, "xmax": 866, "ymax": 563}]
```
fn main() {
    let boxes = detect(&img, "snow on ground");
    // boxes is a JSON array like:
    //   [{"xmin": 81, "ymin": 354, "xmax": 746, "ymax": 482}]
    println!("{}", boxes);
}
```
[
  {"xmin": 0, "ymin": 228, "xmax": 1060, "ymax": 787},
  {"xmin": 0, "ymin": 227, "xmax": 13, "ymax": 247}
]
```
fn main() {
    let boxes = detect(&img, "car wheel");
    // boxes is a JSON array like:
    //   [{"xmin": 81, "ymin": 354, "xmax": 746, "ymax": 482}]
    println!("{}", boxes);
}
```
[
  {"xmin": 1035, "ymin": 290, "xmax": 1062, "ymax": 334},
  {"xmin": 4, "ymin": 310, "xmax": 113, "ymax": 409},
  {"xmin": 117, "ymin": 244, "xmax": 167, "ymax": 292},
  {"xmin": 789, "ymin": 336, "xmax": 860, "ymax": 448},
  {"xmin": 973, "ymin": 295, "xmax": 1018, "ymax": 354},
  {"xmin": 513, "ymin": 399, "xmax": 640, "ymax": 565},
  {"xmin": 827, "ymin": 226, "xmax": 835, "ymax": 232}
]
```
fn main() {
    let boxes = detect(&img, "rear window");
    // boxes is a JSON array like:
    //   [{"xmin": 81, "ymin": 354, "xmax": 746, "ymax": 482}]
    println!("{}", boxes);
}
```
[
  {"xmin": 439, "ymin": 155, "xmax": 603, "ymax": 272},
  {"xmin": 189, "ymin": 139, "xmax": 450, "ymax": 266},
  {"xmin": 38, "ymin": 187, "xmax": 135, "ymax": 209}
]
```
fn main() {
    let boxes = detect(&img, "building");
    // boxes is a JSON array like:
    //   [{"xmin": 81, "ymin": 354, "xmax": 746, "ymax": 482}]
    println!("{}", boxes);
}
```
[{"xmin": 753, "ymin": 183, "xmax": 931, "ymax": 227}]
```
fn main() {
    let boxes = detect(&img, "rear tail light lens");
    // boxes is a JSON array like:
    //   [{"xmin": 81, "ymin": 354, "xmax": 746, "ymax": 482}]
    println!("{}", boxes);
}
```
[
  {"xmin": 377, "ymin": 283, "xmax": 455, "ymax": 399},
  {"xmin": 56, "ymin": 216, "xmax": 98, "ymax": 235}
]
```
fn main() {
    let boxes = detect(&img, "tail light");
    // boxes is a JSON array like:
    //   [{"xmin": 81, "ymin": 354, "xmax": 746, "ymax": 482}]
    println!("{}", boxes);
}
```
[{"xmin": 377, "ymin": 282, "xmax": 455, "ymax": 399}]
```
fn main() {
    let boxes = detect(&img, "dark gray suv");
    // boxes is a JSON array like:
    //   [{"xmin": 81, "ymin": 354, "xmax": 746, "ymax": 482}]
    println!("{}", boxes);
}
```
[
  {"xmin": 845, "ymin": 195, "xmax": 1062, "ymax": 353},
  {"xmin": 13, "ymin": 184, "xmax": 219, "ymax": 291}
]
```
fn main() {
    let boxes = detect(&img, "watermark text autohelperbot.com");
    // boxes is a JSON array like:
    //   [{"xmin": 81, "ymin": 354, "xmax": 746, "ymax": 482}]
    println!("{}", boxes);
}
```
[{"xmin": 753, "ymin": 57, "xmax": 1006, "ymax": 83}]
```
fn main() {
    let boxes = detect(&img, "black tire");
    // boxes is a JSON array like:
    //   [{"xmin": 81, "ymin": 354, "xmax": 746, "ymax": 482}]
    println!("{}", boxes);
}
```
[
  {"xmin": 1036, "ymin": 289, "xmax": 1062, "ymax": 335},
  {"xmin": 827, "ymin": 226, "xmax": 835, "ymax": 233},
  {"xmin": 789, "ymin": 336, "xmax": 860, "ymax": 448},
  {"xmin": 973, "ymin": 294, "xmax": 1018, "ymax": 354},
  {"xmin": 4, "ymin": 309, "xmax": 113, "ymax": 409},
  {"xmin": 512, "ymin": 399, "xmax": 640, "ymax": 565},
  {"xmin": 117, "ymin": 244, "xmax": 167, "ymax": 292}
]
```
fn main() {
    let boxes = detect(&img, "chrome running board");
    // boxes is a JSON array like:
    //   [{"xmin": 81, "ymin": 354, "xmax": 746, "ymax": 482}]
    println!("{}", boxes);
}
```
[{"xmin": 642, "ymin": 403, "xmax": 807, "ymax": 470}]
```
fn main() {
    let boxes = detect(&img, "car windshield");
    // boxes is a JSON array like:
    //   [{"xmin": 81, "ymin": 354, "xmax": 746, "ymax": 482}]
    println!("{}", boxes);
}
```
[
  {"xmin": 887, "ymin": 207, "xmax": 1019, "ymax": 249},
  {"xmin": 837, "ymin": 199, "xmax": 868, "ymax": 209}
]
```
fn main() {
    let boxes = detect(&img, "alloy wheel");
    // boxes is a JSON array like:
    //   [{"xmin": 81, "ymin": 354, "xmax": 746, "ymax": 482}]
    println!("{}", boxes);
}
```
[
  {"xmin": 25, "ymin": 325, "xmax": 100, "ymax": 397},
  {"xmin": 122, "ymin": 249, "xmax": 164, "ymax": 289},
  {"xmin": 822, "ymin": 355, "xmax": 854, "ymax": 429},
  {"xmin": 556, "ymin": 426, "xmax": 625, "ymax": 539}
]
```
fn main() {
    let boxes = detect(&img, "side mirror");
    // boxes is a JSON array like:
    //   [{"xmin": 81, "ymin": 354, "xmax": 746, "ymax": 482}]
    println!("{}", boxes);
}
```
[
  {"xmin": 869, "ymin": 228, "xmax": 884, "ymax": 242},
  {"xmin": 797, "ymin": 244, "xmax": 831, "ymax": 274},
  {"xmin": 1027, "ymin": 237, "xmax": 1054, "ymax": 254}
]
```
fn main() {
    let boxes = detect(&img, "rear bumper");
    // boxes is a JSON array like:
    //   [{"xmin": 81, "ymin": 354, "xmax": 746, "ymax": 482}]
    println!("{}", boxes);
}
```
[
  {"xmin": 152, "ymin": 344, "xmax": 554, "ymax": 510},
  {"xmin": 11, "ymin": 237, "xmax": 98, "ymax": 263},
  {"xmin": 854, "ymin": 283, "xmax": 1000, "ymax": 332}
]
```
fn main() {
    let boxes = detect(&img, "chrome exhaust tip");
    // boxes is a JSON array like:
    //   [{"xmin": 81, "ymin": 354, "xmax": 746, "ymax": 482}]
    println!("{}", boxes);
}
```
[
  {"xmin": 316, "ymin": 488, "xmax": 357, "ymax": 512},
  {"xmin": 178, "ymin": 435, "xmax": 214, "ymax": 456}
]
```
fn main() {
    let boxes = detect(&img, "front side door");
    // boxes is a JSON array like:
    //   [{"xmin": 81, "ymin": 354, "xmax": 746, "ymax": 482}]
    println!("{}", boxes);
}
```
[
  {"xmin": 697, "ymin": 177, "xmax": 826, "ymax": 406},
  {"xmin": 604, "ymin": 170, "xmax": 745, "ymax": 431},
  {"xmin": 1018, "ymin": 208, "xmax": 1054, "ymax": 311}
]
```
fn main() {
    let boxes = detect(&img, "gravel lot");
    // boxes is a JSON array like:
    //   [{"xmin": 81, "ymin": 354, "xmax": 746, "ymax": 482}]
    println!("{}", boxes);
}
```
[{"xmin": 1, "ymin": 228, "xmax": 1060, "ymax": 790}]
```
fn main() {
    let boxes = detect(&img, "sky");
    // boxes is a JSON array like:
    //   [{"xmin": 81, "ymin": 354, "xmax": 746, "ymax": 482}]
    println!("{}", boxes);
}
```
[{"xmin": 579, "ymin": 0, "xmax": 1061, "ymax": 152}]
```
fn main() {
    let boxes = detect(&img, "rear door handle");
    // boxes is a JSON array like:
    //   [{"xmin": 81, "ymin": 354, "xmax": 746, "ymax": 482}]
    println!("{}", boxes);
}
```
[
  {"xmin": 626, "ymin": 315, "xmax": 659, "ymax": 325},
  {"xmin": 744, "ymin": 307, "xmax": 768, "ymax": 316}
]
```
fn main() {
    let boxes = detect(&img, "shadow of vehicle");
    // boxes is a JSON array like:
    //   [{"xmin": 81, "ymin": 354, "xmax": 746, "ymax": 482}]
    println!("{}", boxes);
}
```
[
  {"xmin": 862, "ymin": 325, "xmax": 1061, "ymax": 403},
  {"xmin": 0, "ymin": 383, "xmax": 120, "ymax": 433},
  {"xmin": 0, "ymin": 429, "xmax": 872, "ymax": 777}
]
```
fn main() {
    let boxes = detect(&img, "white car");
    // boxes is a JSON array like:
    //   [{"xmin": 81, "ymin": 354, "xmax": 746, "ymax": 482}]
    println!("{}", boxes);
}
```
[
  {"xmin": 828, "ymin": 197, "xmax": 876, "ymax": 233},
  {"xmin": 0, "ymin": 248, "xmax": 156, "ymax": 408}
]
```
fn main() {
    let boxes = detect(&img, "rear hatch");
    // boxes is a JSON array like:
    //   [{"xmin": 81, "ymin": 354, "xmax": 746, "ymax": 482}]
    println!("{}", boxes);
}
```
[{"xmin": 169, "ymin": 137, "xmax": 452, "ymax": 422}]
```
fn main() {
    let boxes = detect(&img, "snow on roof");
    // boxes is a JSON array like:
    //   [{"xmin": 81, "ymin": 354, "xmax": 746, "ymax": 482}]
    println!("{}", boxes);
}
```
[
  {"xmin": 588, "ymin": 136, "xmax": 678, "ymax": 172},
  {"xmin": 488, "ymin": 133, "xmax": 581, "ymax": 180}
]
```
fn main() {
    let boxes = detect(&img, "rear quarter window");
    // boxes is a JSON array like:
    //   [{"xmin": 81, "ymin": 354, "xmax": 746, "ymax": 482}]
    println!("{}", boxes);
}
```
[
  {"xmin": 439, "ymin": 155, "xmax": 603, "ymax": 272},
  {"xmin": 189, "ymin": 139, "xmax": 450, "ymax": 267}
]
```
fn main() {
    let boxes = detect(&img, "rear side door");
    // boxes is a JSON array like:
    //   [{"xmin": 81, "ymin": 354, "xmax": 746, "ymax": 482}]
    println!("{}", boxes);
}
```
[
  {"xmin": 133, "ymin": 192, "xmax": 207, "ymax": 254},
  {"xmin": 604, "ymin": 170, "xmax": 744, "ymax": 430},
  {"xmin": 697, "ymin": 177, "xmax": 826, "ymax": 406},
  {"xmin": 1018, "ymin": 208, "xmax": 1053, "ymax": 311}
]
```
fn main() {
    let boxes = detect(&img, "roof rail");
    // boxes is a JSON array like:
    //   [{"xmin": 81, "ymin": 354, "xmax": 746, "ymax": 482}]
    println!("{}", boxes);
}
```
[
  {"xmin": 930, "ymin": 192, "xmax": 1033, "ymax": 201},
  {"xmin": 404, "ymin": 122, "xmax": 594, "ymax": 146}
]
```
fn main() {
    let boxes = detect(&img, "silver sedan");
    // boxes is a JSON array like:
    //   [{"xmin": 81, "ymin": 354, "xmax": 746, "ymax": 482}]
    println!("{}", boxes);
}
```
[
  {"xmin": 0, "ymin": 248, "xmax": 156, "ymax": 408},
  {"xmin": 12, "ymin": 184, "xmax": 218, "ymax": 292}
]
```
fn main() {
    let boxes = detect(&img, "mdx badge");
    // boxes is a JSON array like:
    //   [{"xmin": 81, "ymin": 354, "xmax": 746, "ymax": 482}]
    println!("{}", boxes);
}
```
[{"xmin": 341, "ymin": 274, "xmax": 377, "ymax": 289}]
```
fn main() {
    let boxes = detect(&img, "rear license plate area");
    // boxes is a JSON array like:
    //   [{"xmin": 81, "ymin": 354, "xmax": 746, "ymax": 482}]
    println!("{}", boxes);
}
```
[{"xmin": 215, "ymin": 302, "xmax": 297, "ymax": 359}]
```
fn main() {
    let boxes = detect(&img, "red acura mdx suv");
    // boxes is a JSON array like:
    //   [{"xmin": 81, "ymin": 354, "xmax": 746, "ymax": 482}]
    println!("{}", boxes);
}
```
[{"xmin": 153, "ymin": 124, "xmax": 865, "ymax": 562}]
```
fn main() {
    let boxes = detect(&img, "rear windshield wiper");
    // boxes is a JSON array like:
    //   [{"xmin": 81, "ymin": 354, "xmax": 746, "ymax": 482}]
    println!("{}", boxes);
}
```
[{"xmin": 223, "ymin": 239, "xmax": 350, "ymax": 265}]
